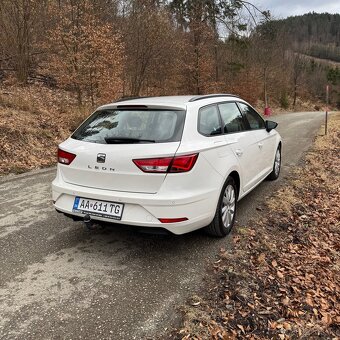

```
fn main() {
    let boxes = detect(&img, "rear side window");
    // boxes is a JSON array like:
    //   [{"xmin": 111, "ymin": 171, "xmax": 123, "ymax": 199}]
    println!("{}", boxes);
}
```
[
  {"xmin": 238, "ymin": 103, "xmax": 265, "ymax": 130},
  {"xmin": 218, "ymin": 102, "xmax": 246, "ymax": 133},
  {"xmin": 72, "ymin": 109, "xmax": 185, "ymax": 144},
  {"xmin": 198, "ymin": 105, "xmax": 222, "ymax": 136}
]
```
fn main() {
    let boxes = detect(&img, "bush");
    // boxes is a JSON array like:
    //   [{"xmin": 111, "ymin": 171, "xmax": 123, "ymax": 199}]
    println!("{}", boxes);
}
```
[{"xmin": 279, "ymin": 93, "xmax": 289, "ymax": 109}]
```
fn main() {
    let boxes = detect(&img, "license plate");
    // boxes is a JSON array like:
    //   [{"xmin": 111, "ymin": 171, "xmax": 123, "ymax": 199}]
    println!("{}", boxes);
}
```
[{"xmin": 72, "ymin": 197, "xmax": 124, "ymax": 220}]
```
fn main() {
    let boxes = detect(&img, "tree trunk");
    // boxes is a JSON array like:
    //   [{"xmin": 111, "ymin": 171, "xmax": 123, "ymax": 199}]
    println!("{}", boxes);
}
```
[
  {"xmin": 264, "ymin": 67, "xmax": 268, "ymax": 107},
  {"xmin": 214, "ymin": 43, "xmax": 218, "ymax": 83},
  {"xmin": 15, "ymin": 0, "xmax": 32, "ymax": 84},
  {"xmin": 195, "ymin": 46, "xmax": 200, "ymax": 95},
  {"xmin": 293, "ymin": 79, "xmax": 297, "ymax": 108}
]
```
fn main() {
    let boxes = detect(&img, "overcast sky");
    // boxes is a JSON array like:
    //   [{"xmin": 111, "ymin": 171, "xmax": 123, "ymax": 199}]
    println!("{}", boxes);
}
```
[{"xmin": 255, "ymin": 0, "xmax": 340, "ymax": 18}]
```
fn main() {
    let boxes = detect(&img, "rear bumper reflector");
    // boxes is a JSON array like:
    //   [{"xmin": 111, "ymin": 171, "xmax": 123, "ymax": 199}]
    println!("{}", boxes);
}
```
[{"xmin": 158, "ymin": 217, "xmax": 188, "ymax": 223}]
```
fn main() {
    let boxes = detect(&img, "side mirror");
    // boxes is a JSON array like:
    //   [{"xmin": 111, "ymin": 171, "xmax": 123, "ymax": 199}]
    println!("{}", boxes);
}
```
[{"xmin": 265, "ymin": 120, "xmax": 278, "ymax": 132}]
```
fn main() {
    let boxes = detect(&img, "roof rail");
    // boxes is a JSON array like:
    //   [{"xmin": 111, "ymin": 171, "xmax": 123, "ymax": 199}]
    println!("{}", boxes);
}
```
[
  {"xmin": 188, "ymin": 94, "xmax": 239, "ymax": 102},
  {"xmin": 115, "ymin": 96, "xmax": 149, "ymax": 102}
]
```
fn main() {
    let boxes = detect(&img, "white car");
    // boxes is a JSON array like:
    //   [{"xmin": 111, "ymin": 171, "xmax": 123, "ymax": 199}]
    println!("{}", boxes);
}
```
[{"xmin": 52, "ymin": 94, "xmax": 281, "ymax": 237}]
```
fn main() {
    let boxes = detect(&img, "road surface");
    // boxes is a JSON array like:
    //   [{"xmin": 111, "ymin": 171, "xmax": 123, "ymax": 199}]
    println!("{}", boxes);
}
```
[{"xmin": 0, "ymin": 112, "xmax": 325, "ymax": 339}]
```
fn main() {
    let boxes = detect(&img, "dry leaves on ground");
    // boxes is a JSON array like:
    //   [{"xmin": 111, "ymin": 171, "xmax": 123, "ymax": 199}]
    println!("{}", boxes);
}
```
[
  {"xmin": 0, "ymin": 85, "xmax": 88, "ymax": 175},
  {"xmin": 170, "ymin": 113, "xmax": 340, "ymax": 340}
]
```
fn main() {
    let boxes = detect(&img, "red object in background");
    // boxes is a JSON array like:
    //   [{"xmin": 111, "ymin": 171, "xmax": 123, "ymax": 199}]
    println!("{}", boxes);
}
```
[{"xmin": 264, "ymin": 107, "xmax": 272, "ymax": 116}]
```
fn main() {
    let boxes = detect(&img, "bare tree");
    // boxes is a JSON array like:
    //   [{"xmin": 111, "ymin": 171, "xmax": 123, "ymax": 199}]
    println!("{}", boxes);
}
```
[
  {"xmin": 291, "ymin": 53, "xmax": 306, "ymax": 108},
  {"xmin": 44, "ymin": 0, "xmax": 124, "ymax": 106},
  {"xmin": 0, "ymin": 0, "xmax": 46, "ymax": 83},
  {"xmin": 121, "ymin": 0, "xmax": 178, "ymax": 96}
]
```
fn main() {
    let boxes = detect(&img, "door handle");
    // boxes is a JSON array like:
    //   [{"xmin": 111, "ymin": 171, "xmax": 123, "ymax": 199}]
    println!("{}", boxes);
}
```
[
  {"xmin": 258, "ymin": 143, "xmax": 263, "ymax": 149},
  {"xmin": 235, "ymin": 149, "xmax": 243, "ymax": 156}
]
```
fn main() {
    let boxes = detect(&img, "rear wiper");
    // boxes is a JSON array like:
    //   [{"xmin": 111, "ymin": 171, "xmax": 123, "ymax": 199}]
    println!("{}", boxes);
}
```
[{"xmin": 104, "ymin": 137, "xmax": 156, "ymax": 144}]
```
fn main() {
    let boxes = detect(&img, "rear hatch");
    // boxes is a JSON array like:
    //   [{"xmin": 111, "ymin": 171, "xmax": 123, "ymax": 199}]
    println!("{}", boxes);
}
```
[{"xmin": 59, "ymin": 106, "xmax": 186, "ymax": 194}]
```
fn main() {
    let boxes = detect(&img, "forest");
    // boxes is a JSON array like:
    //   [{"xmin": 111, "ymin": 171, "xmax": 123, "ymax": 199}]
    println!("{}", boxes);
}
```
[{"xmin": 0, "ymin": 0, "xmax": 339, "ymax": 110}]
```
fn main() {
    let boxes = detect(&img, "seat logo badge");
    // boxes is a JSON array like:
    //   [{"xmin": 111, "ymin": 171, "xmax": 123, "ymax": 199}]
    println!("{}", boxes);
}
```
[{"xmin": 97, "ymin": 153, "xmax": 106, "ymax": 163}]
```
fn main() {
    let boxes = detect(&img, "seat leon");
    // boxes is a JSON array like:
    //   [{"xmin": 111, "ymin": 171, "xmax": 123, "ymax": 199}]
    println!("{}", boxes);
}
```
[{"xmin": 52, "ymin": 94, "xmax": 282, "ymax": 236}]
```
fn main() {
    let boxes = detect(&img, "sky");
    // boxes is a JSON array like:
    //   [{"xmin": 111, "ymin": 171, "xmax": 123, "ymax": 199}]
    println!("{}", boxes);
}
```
[{"xmin": 255, "ymin": 0, "xmax": 340, "ymax": 18}]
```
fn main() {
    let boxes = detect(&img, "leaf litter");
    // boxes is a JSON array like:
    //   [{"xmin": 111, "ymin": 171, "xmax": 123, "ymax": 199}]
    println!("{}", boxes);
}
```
[{"xmin": 167, "ymin": 113, "xmax": 340, "ymax": 340}]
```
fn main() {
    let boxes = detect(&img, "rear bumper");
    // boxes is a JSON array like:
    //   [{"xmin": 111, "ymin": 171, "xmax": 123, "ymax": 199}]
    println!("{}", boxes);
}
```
[{"xmin": 52, "ymin": 176, "xmax": 220, "ymax": 235}]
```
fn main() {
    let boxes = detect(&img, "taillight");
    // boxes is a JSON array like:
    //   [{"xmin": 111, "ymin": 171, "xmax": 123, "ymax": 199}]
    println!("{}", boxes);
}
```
[
  {"xmin": 133, "ymin": 154, "xmax": 198, "ymax": 173},
  {"xmin": 169, "ymin": 154, "xmax": 198, "ymax": 173},
  {"xmin": 58, "ymin": 148, "xmax": 76, "ymax": 165},
  {"xmin": 133, "ymin": 157, "xmax": 173, "ymax": 173}
]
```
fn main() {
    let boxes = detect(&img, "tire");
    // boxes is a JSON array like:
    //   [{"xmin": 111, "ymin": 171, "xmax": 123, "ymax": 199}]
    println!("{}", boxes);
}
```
[
  {"xmin": 267, "ymin": 146, "xmax": 281, "ymax": 181},
  {"xmin": 205, "ymin": 176, "xmax": 237, "ymax": 237}
]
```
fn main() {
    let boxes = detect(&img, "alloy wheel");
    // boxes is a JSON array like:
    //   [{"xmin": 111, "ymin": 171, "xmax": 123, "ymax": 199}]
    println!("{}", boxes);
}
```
[
  {"xmin": 221, "ymin": 184, "xmax": 236, "ymax": 229},
  {"xmin": 274, "ymin": 149, "xmax": 281, "ymax": 176}
]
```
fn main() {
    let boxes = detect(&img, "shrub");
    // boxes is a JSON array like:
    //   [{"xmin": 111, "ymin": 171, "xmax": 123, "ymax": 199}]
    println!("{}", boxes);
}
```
[{"xmin": 279, "ymin": 93, "xmax": 289, "ymax": 109}]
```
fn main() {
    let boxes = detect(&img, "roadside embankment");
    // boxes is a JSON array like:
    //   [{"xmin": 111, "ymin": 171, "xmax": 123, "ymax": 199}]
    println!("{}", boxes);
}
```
[{"xmin": 170, "ymin": 113, "xmax": 340, "ymax": 339}]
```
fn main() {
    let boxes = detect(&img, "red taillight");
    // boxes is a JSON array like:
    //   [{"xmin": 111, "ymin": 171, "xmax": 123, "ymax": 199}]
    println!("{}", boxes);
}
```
[
  {"xmin": 133, "ymin": 157, "xmax": 173, "ymax": 173},
  {"xmin": 58, "ymin": 148, "xmax": 76, "ymax": 165},
  {"xmin": 133, "ymin": 154, "xmax": 198, "ymax": 173},
  {"xmin": 159, "ymin": 217, "xmax": 188, "ymax": 223},
  {"xmin": 169, "ymin": 154, "xmax": 198, "ymax": 173}
]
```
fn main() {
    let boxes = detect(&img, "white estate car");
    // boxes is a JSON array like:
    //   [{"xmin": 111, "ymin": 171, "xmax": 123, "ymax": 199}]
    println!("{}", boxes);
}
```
[{"xmin": 52, "ymin": 94, "xmax": 282, "ymax": 237}]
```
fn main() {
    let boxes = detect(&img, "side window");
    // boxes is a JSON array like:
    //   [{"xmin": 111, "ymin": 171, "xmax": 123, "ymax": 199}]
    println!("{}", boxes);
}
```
[
  {"xmin": 238, "ymin": 102, "xmax": 265, "ymax": 130},
  {"xmin": 218, "ymin": 102, "xmax": 246, "ymax": 133},
  {"xmin": 198, "ymin": 105, "xmax": 222, "ymax": 136}
]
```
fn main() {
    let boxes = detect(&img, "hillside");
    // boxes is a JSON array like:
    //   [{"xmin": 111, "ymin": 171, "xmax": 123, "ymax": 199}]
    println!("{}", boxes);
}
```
[
  {"xmin": 254, "ymin": 13, "xmax": 340, "ymax": 108},
  {"xmin": 273, "ymin": 13, "xmax": 340, "ymax": 63},
  {"xmin": 0, "ymin": 85, "xmax": 83, "ymax": 175}
]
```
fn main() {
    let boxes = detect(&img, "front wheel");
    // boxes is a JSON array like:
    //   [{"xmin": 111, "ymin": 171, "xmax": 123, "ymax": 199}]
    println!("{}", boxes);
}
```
[
  {"xmin": 267, "ymin": 146, "xmax": 281, "ymax": 180},
  {"xmin": 205, "ymin": 176, "xmax": 237, "ymax": 237}
]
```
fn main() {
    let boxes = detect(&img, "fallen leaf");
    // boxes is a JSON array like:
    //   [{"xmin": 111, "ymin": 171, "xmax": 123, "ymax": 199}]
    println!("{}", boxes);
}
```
[
  {"xmin": 321, "ymin": 313, "xmax": 332, "ymax": 326},
  {"xmin": 237, "ymin": 324, "xmax": 245, "ymax": 334},
  {"xmin": 277, "ymin": 271, "xmax": 284, "ymax": 279},
  {"xmin": 282, "ymin": 296, "xmax": 290, "ymax": 306},
  {"xmin": 269, "ymin": 321, "xmax": 277, "ymax": 329},
  {"xmin": 258, "ymin": 253, "xmax": 266, "ymax": 263},
  {"xmin": 283, "ymin": 322, "xmax": 291, "ymax": 330},
  {"xmin": 239, "ymin": 311, "xmax": 248, "ymax": 317},
  {"xmin": 306, "ymin": 295, "xmax": 314, "ymax": 307}
]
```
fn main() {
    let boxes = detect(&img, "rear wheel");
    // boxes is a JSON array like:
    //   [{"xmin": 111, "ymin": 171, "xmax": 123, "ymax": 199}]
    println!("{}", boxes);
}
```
[
  {"xmin": 205, "ymin": 176, "xmax": 237, "ymax": 237},
  {"xmin": 267, "ymin": 146, "xmax": 281, "ymax": 181}
]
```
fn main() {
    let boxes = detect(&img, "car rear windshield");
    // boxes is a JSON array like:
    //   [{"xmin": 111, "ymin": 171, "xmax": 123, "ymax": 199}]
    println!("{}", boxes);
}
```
[{"xmin": 72, "ymin": 108, "xmax": 186, "ymax": 144}]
